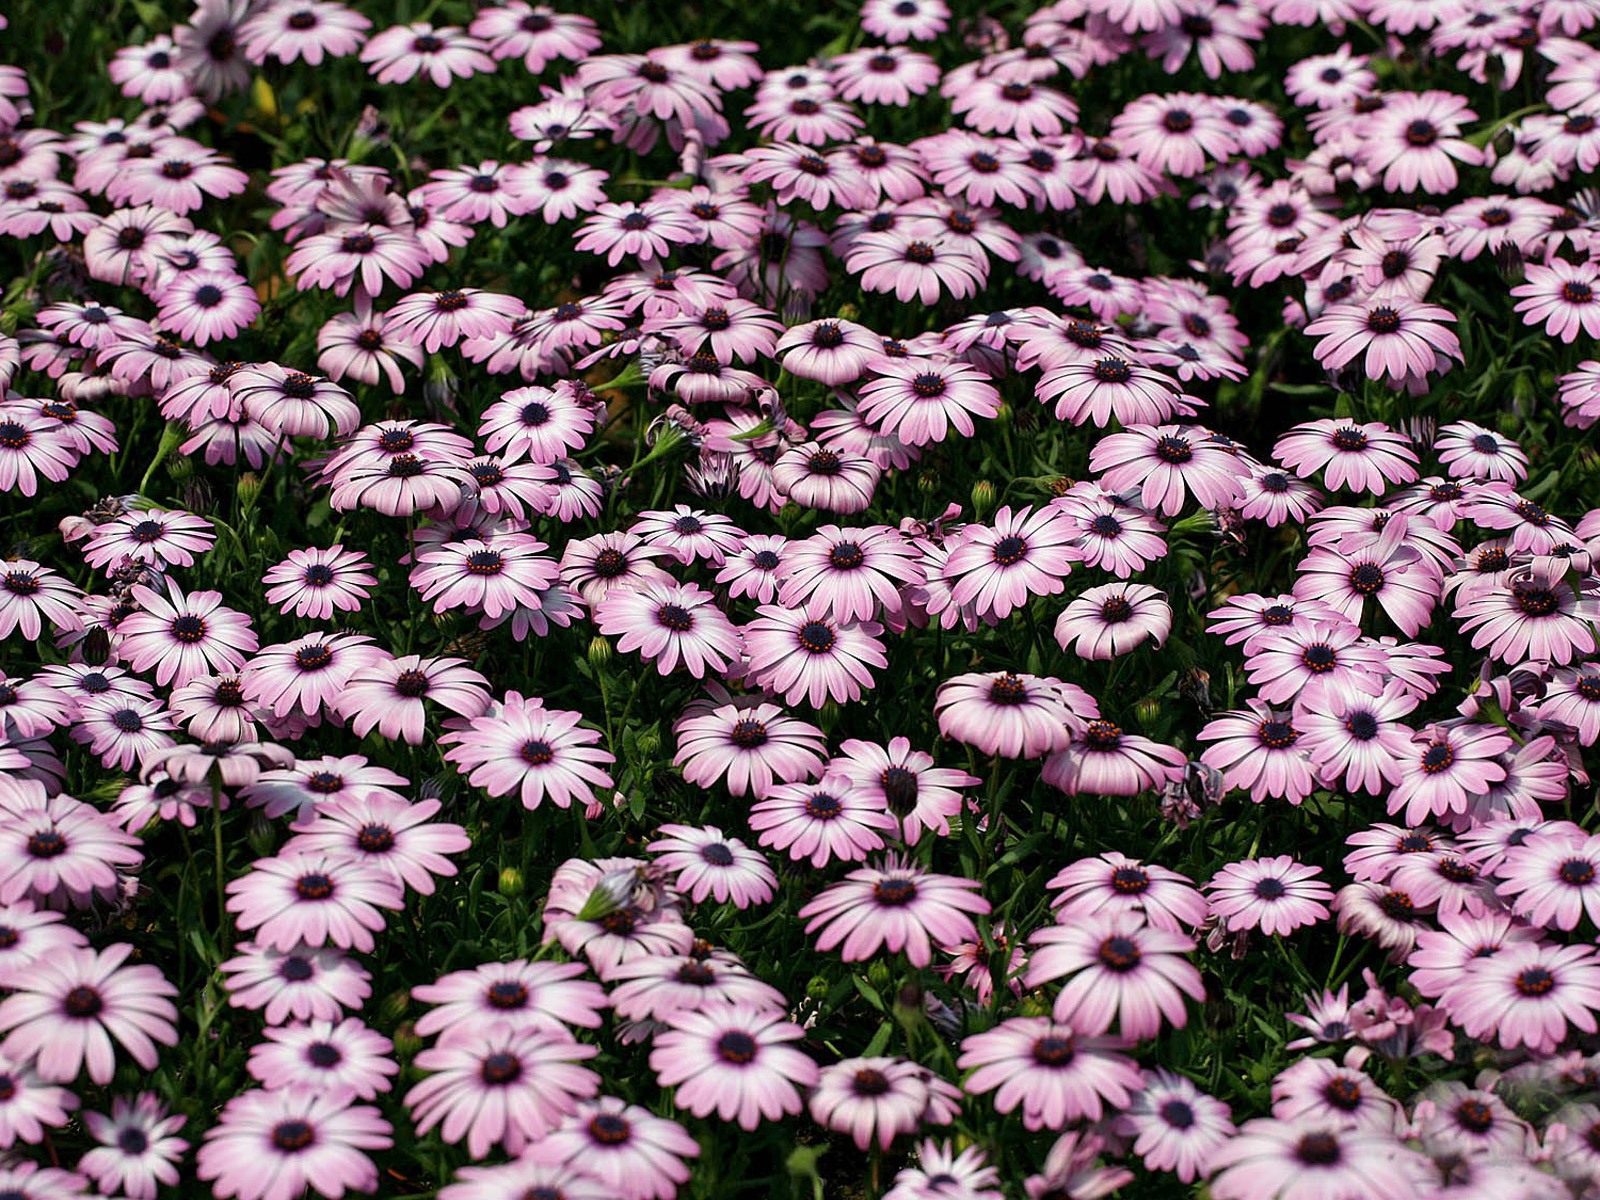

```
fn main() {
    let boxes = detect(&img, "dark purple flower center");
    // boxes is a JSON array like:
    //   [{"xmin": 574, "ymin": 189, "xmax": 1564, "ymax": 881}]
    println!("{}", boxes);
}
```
[
  {"xmin": 1331, "ymin": 426, "xmax": 1368, "ymax": 452},
  {"xmin": 1420, "ymin": 743, "xmax": 1454, "ymax": 773},
  {"xmin": 1455, "ymin": 1099, "xmax": 1495, "ymax": 1133},
  {"xmin": 465, "ymin": 550, "xmax": 504, "ymax": 576},
  {"xmin": 487, "ymin": 981, "xmax": 528, "ymax": 1009},
  {"xmin": 170, "ymin": 614, "xmax": 207, "ymax": 643},
  {"xmin": 1154, "ymin": 435, "xmax": 1192, "ymax": 464},
  {"xmin": 520, "ymin": 740, "xmax": 555, "ymax": 766},
  {"xmin": 715, "ymin": 1031, "xmax": 758, "ymax": 1064},
  {"xmin": 1099, "ymin": 595, "xmax": 1133, "ymax": 623},
  {"xmin": 1111, "ymin": 865, "xmax": 1149, "ymax": 893},
  {"xmin": 1253, "ymin": 876, "xmax": 1288, "ymax": 900},
  {"xmin": 1345, "ymin": 711, "xmax": 1379, "ymax": 740},
  {"xmin": 1564, "ymin": 281, "xmax": 1595, "ymax": 305},
  {"xmin": 271, "ymin": 1119, "xmax": 315, "ymax": 1151},
  {"xmin": 827, "ymin": 542, "xmax": 865, "ymax": 571},
  {"xmin": 1097, "ymin": 935, "xmax": 1141, "ymax": 972},
  {"xmin": 589, "ymin": 1113, "xmax": 632, "ymax": 1144},
  {"xmin": 1378, "ymin": 890, "xmax": 1415, "ymax": 920},
  {"xmin": 1160, "ymin": 1099, "xmax": 1196, "ymax": 1128},
  {"xmin": 481, "ymin": 1051, "xmax": 522, "ymax": 1085},
  {"xmin": 1515, "ymin": 586, "xmax": 1560, "ymax": 617},
  {"xmin": 117, "ymin": 1126, "xmax": 149, "ymax": 1153},
  {"xmin": 1348, "ymin": 563, "xmax": 1384, "ymax": 595},
  {"xmin": 1576, "ymin": 675, "xmax": 1600, "ymax": 702},
  {"xmin": 280, "ymin": 956, "xmax": 314, "ymax": 982},
  {"xmin": 805, "ymin": 450, "xmax": 842, "ymax": 476},
  {"xmin": 1032, "ymin": 1035, "xmax": 1076, "ymax": 1066},
  {"xmin": 295, "ymin": 873, "xmax": 334, "ymax": 901},
  {"xmin": 853, "ymin": 1067, "xmax": 890, "ymax": 1096},
  {"xmin": 1515, "ymin": 966, "xmax": 1555, "ymax": 996},
  {"xmin": 803, "ymin": 791, "xmax": 842, "ymax": 820},
  {"xmin": 910, "ymin": 372, "xmax": 946, "ymax": 398},
  {"xmin": 1405, "ymin": 119, "xmax": 1438, "ymax": 147},
  {"xmin": 1301, "ymin": 644, "xmax": 1337, "ymax": 672},
  {"xmin": 657, "ymin": 603, "xmax": 694, "ymax": 632},
  {"xmin": 1438, "ymin": 857, "xmax": 1477, "ymax": 883},
  {"xmin": 988, "ymin": 674, "xmax": 1028, "ymax": 705},
  {"xmin": 357, "ymin": 824, "xmax": 395, "ymax": 854},
  {"xmin": 880, "ymin": 766, "xmax": 917, "ymax": 813},
  {"xmin": 904, "ymin": 240, "xmax": 936, "ymax": 265},
  {"xmin": 294, "ymin": 643, "xmax": 334, "ymax": 671},
  {"xmin": 1560, "ymin": 858, "xmax": 1596, "ymax": 887},
  {"xmin": 2, "ymin": 571, "xmax": 38, "ymax": 595},
  {"xmin": 1323, "ymin": 1077, "xmax": 1363, "ymax": 1111},
  {"xmin": 1296, "ymin": 1132, "xmax": 1341, "ymax": 1165},
  {"xmin": 730, "ymin": 719, "xmax": 767, "ymax": 748},
  {"xmin": 63, "ymin": 985, "xmax": 102, "ymax": 1018},
  {"xmin": 26, "ymin": 830, "xmax": 65, "ymax": 858},
  {"xmin": 1258, "ymin": 719, "xmax": 1297, "ymax": 749},
  {"xmin": 1366, "ymin": 307, "xmax": 1401, "ymax": 334},
  {"xmin": 797, "ymin": 620, "xmax": 836, "ymax": 654},
  {"xmin": 1083, "ymin": 720, "xmax": 1122, "ymax": 751},
  {"xmin": 433, "ymin": 290, "xmax": 469, "ymax": 312},
  {"xmin": 307, "ymin": 1041, "xmax": 342, "ymax": 1068},
  {"xmin": 111, "ymin": 708, "xmax": 145, "ymax": 733},
  {"xmin": 872, "ymin": 877, "xmax": 917, "ymax": 906},
  {"xmin": 988, "ymin": 533, "xmax": 1028, "ymax": 566}
]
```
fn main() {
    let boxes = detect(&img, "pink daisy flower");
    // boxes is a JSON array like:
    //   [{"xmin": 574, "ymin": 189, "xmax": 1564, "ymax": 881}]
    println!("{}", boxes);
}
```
[
  {"xmin": 647, "ymin": 824, "xmax": 776, "ymax": 909},
  {"xmin": 333, "ymin": 653, "xmax": 490, "ymax": 744},
  {"xmin": 1115, "ymin": 1070, "xmax": 1235, "ymax": 1184},
  {"xmin": 828, "ymin": 736, "xmax": 978, "ymax": 843},
  {"xmin": 673, "ymin": 701, "xmax": 826, "ymax": 799},
  {"xmin": 940, "ymin": 504, "xmax": 1080, "ymax": 621},
  {"xmin": 798, "ymin": 856, "xmax": 989, "ymax": 967},
  {"xmin": 413, "ymin": 958, "xmax": 606, "ymax": 1044},
  {"xmin": 246, "ymin": 1018, "xmax": 396, "ymax": 1101},
  {"xmin": 240, "ymin": 1, "xmax": 371, "ymax": 65},
  {"xmin": 285, "ymin": 794, "xmax": 470, "ymax": 898},
  {"xmin": 934, "ymin": 671, "xmax": 1085, "ymax": 759},
  {"xmin": 0, "ymin": 560, "xmax": 84, "ymax": 641},
  {"xmin": 1387, "ymin": 722, "xmax": 1513, "ymax": 825},
  {"xmin": 779, "ymin": 524, "xmax": 924, "ymax": 623},
  {"xmin": 225, "ymin": 852, "xmax": 404, "ymax": 953},
  {"xmin": 78, "ymin": 1093, "xmax": 189, "ymax": 1200},
  {"xmin": 1089, "ymin": 424, "xmax": 1243, "ymax": 517},
  {"xmin": 1054, "ymin": 582, "xmax": 1172, "ymax": 660},
  {"xmin": 197, "ymin": 1089, "xmax": 391, "ymax": 1200},
  {"xmin": 1208, "ymin": 857, "xmax": 1334, "ymax": 936},
  {"xmin": 1443, "ymin": 941, "xmax": 1600, "ymax": 1053},
  {"xmin": 1198, "ymin": 700, "xmax": 1318, "ymax": 804},
  {"xmin": 0, "ymin": 942, "xmax": 177, "ymax": 1084},
  {"xmin": 1026, "ymin": 912, "xmax": 1204, "ymax": 1039},
  {"xmin": 1302, "ymin": 300, "xmax": 1462, "ymax": 388},
  {"xmin": 241, "ymin": 633, "xmax": 381, "ymax": 720},
  {"xmin": 359, "ymin": 22, "xmax": 493, "ymax": 85},
  {"xmin": 648, "ymin": 1002, "xmax": 818, "ymax": 1131},
  {"xmin": 531, "ymin": 1097, "xmax": 699, "ymax": 1200},
  {"xmin": 1454, "ymin": 567, "xmax": 1600, "ymax": 666},
  {"xmin": 742, "ymin": 605, "xmax": 886, "ymax": 708},
  {"xmin": 747, "ymin": 776, "xmax": 897, "ymax": 868},
  {"xmin": 406, "ymin": 1025, "xmax": 599, "ymax": 1157},
  {"xmin": 218, "ymin": 942, "xmax": 372, "ymax": 1025},
  {"xmin": 958, "ymin": 1017, "xmax": 1141, "ymax": 1131},
  {"xmin": 594, "ymin": 580, "xmax": 743, "ymax": 680},
  {"xmin": 1275, "ymin": 420, "xmax": 1420, "ymax": 495},
  {"xmin": 1207, "ymin": 1120, "xmax": 1431, "ymax": 1200},
  {"xmin": 443, "ymin": 694, "xmax": 615, "ymax": 813},
  {"xmin": 261, "ymin": 545, "xmax": 375, "ymax": 621},
  {"xmin": 1041, "ymin": 721, "xmax": 1186, "ymax": 798},
  {"xmin": 385, "ymin": 288, "xmax": 524, "ymax": 353},
  {"xmin": 116, "ymin": 582, "xmax": 258, "ymax": 688}
]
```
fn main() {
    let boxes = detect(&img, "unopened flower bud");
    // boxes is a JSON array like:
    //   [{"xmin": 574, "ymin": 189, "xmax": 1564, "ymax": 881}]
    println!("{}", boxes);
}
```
[
  {"xmin": 806, "ymin": 975, "xmax": 830, "ymax": 1001},
  {"xmin": 246, "ymin": 812, "xmax": 277, "ymax": 858},
  {"xmin": 970, "ymin": 479, "xmax": 997, "ymax": 519},
  {"xmin": 497, "ymin": 867, "xmax": 524, "ymax": 898},
  {"xmin": 587, "ymin": 636, "xmax": 613, "ymax": 669},
  {"xmin": 867, "ymin": 961, "xmax": 892, "ymax": 995},
  {"xmin": 379, "ymin": 989, "xmax": 410, "ymax": 1024},
  {"xmin": 1134, "ymin": 697, "xmax": 1163, "ymax": 733},
  {"xmin": 391, "ymin": 1020, "xmax": 422, "ymax": 1059},
  {"xmin": 236, "ymin": 472, "xmax": 262, "ymax": 507}
]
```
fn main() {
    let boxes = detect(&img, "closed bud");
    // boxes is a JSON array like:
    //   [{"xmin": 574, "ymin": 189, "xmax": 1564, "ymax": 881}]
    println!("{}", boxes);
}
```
[
  {"xmin": 634, "ymin": 728, "xmax": 660, "ymax": 758},
  {"xmin": 867, "ymin": 961, "xmax": 892, "ymax": 995},
  {"xmin": 916, "ymin": 469, "xmax": 941, "ymax": 495},
  {"xmin": 246, "ymin": 812, "xmax": 277, "ymax": 858},
  {"xmin": 836, "ymin": 302, "xmax": 860, "ymax": 321},
  {"xmin": 970, "ymin": 479, "xmax": 997, "ymax": 519},
  {"xmin": 806, "ymin": 975, "xmax": 830, "ymax": 1001},
  {"xmin": 1134, "ymin": 696, "xmax": 1163, "ymax": 733},
  {"xmin": 236, "ymin": 472, "xmax": 262, "ymax": 507},
  {"xmin": 497, "ymin": 867, "xmax": 524, "ymax": 898},
  {"xmin": 391, "ymin": 1020, "xmax": 423, "ymax": 1059},
  {"xmin": 166, "ymin": 453, "xmax": 194, "ymax": 483},
  {"xmin": 1019, "ymin": 992, "xmax": 1054, "ymax": 1019},
  {"xmin": 818, "ymin": 699, "xmax": 840, "ymax": 734},
  {"xmin": 993, "ymin": 400, "xmax": 1013, "ymax": 430},
  {"xmin": 379, "ymin": 989, "xmax": 410, "ymax": 1024},
  {"xmin": 587, "ymin": 636, "xmax": 613, "ymax": 669}
]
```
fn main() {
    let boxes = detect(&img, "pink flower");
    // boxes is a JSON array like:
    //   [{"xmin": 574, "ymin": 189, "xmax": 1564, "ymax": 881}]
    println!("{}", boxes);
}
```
[
  {"xmin": 198, "ymin": 1089, "xmax": 392, "ymax": 1200},
  {"xmin": 1302, "ymin": 300, "xmax": 1461, "ymax": 388},
  {"xmin": 0, "ymin": 943, "xmax": 177, "ymax": 1084},
  {"xmin": 1054, "ymin": 583, "xmax": 1172, "ymax": 660},
  {"xmin": 673, "ymin": 701, "xmax": 825, "ymax": 798},
  {"xmin": 225, "ymin": 852, "xmax": 404, "ymax": 953},
  {"xmin": 798, "ymin": 856, "xmax": 989, "ymax": 967},
  {"xmin": 1088, "ymin": 424, "xmax": 1243, "ymax": 517},
  {"xmin": 530, "ymin": 1097, "xmax": 699, "ymax": 1200},
  {"xmin": 594, "ymin": 580, "xmax": 743, "ymax": 679},
  {"xmin": 958, "ymin": 1017, "xmax": 1141, "ymax": 1131},
  {"xmin": 442, "ymin": 693, "xmax": 615, "ymax": 813},
  {"xmin": 748, "ymin": 776, "xmax": 897, "ymax": 867},
  {"xmin": 648, "ymin": 1002, "xmax": 818, "ymax": 1130},
  {"xmin": 406, "ymin": 1024, "xmax": 599, "ymax": 1156},
  {"xmin": 1208, "ymin": 857, "xmax": 1334, "ymax": 936},
  {"xmin": 1274, "ymin": 420, "xmax": 1420, "ymax": 495},
  {"xmin": 1443, "ymin": 942, "xmax": 1600, "ymax": 1053},
  {"xmin": 116, "ymin": 582, "xmax": 258, "ymax": 688},
  {"xmin": 647, "ymin": 824, "xmax": 776, "ymax": 909},
  {"xmin": 935, "ymin": 671, "xmax": 1089, "ymax": 759},
  {"xmin": 1026, "ymin": 912, "xmax": 1204, "ymax": 1038}
]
